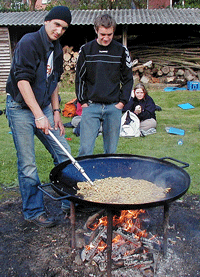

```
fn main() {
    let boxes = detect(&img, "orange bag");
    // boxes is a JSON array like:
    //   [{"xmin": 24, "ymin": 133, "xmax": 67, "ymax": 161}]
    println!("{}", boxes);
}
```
[{"xmin": 62, "ymin": 98, "xmax": 77, "ymax": 117}]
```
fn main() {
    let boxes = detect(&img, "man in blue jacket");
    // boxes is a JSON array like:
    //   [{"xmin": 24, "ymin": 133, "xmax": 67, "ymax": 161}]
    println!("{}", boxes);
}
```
[
  {"xmin": 75, "ymin": 14, "xmax": 133, "ymax": 156},
  {"xmin": 6, "ymin": 6, "xmax": 72, "ymax": 227}
]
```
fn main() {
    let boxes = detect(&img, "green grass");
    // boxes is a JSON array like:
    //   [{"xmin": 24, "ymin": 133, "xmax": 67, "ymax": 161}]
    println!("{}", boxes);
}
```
[{"xmin": 0, "ymin": 85, "xmax": 200, "ymax": 199}]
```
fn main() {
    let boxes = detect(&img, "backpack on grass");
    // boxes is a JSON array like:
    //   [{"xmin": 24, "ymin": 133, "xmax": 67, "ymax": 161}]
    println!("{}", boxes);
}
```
[
  {"xmin": 120, "ymin": 110, "xmax": 141, "ymax": 137},
  {"xmin": 62, "ymin": 98, "xmax": 77, "ymax": 117}
]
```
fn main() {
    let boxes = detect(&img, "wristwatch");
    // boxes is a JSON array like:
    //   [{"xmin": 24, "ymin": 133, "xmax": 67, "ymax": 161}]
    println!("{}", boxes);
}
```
[{"xmin": 53, "ymin": 108, "xmax": 61, "ymax": 113}]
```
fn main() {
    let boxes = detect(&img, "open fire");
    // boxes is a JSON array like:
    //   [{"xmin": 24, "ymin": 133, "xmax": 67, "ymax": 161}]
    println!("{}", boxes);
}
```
[{"xmin": 80, "ymin": 209, "xmax": 161, "ymax": 276}]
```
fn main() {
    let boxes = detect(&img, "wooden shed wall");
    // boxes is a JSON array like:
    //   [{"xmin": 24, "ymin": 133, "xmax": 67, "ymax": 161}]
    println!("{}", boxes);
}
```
[{"xmin": 0, "ymin": 27, "xmax": 12, "ymax": 93}]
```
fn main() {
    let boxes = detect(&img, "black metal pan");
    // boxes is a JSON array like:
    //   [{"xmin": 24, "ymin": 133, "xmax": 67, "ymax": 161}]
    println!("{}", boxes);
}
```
[{"xmin": 41, "ymin": 154, "xmax": 190, "ymax": 210}]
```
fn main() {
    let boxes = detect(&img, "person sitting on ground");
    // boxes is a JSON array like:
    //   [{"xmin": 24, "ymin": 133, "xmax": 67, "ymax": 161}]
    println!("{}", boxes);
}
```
[{"xmin": 123, "ymin": 83, "xmax": 157, "ymax": 136}]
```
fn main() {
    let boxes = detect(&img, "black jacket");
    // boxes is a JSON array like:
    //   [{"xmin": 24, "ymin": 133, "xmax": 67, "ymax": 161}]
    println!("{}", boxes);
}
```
[
  {"xmin": 6, "ymin": 26, "xmax": 63, "ymax": 109},
  {"xmin": 75, "ymin": 39, "xmax": 133, "ymax": 105},
  {"xmin": 123, "ymin": 94, "xmax": 156, "ymax": 121}
]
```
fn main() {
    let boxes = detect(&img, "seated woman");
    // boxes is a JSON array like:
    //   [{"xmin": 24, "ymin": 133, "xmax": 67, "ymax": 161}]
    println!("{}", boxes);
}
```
[{"xmin": 123, "ymin": 83, "xmax": 157, "ymax": 136}]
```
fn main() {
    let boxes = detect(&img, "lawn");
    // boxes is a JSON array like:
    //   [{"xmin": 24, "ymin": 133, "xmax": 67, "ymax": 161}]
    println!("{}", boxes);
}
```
[{"xmin": 0, "ymin": 83, "xmax": 200, "ymax": 199}]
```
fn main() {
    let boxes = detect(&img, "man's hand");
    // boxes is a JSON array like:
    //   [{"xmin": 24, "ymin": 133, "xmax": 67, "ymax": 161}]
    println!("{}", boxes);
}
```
[
  {"xmin": 51, "ymin": 86, "xmax": 65, "ymax": 136},
  {"xmin": 35, "ymin": 116, "xmax": 52, "ymax": 135},
  {"xmin": 54, "ymin": 111, "xmax": 65, "ymax": 136},
  {"xmin": 81, "ymin": 103, "xmax": 89, "ymax": 108},
  {"xmin": 115, "ymin": 102, "xmax": 124, "ymax": 110}
]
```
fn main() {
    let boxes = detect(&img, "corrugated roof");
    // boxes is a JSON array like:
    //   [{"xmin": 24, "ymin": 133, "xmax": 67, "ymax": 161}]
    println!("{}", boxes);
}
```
[{"xmin": 0, "ymin": 8, "xmax": 200, "ymax": 27}]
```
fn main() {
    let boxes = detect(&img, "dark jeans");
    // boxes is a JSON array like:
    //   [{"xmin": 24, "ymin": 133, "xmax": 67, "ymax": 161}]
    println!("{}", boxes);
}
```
[{"xmin": 6, "ymin": 95, "xmax": 71, "ymax": 219}]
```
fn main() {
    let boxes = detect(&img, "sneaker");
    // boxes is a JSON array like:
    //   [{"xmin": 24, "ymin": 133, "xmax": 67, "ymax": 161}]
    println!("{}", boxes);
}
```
[
  {"xmin": 140, "ymin": 128, "xmax": 156, "ymax": 136},
  {"xmin": 63, "ymin": 122, "xmax": 73, "ymax": 128},
  {"xmin": 28, "ymin": 213, "xmax": 56, "ymax": 228}
]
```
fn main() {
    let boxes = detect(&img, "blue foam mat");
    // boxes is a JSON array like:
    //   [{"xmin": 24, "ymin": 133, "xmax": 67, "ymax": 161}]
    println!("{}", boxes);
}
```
[{"xmin": 178, "ymin": 103, "xmax": 194, "ymax": 110}]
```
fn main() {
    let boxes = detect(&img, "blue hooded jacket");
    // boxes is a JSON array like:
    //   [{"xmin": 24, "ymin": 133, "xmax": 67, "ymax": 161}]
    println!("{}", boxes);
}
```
[{"xmin": 6, "ymin": 26, "xmax": 63, "ymax": 109}]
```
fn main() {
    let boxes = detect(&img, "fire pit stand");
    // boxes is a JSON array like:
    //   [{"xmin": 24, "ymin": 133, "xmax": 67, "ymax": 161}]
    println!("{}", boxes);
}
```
[
  {"xmin": 107, "ymin": 209, "xmax": 113, "ymax": 277},
  {"xmin": 39, "ymin": 154, "xmax": 190, "ymax": 277},
  {"xmin": 69, "ymin": 201, "xmax": 170, "ymax": 277}
]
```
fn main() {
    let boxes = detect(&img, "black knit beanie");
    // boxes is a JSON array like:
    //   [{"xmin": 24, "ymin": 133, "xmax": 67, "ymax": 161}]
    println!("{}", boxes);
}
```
[{"xmin": 45, "ymin": 6, "xmax": 72, "ymax": 25}]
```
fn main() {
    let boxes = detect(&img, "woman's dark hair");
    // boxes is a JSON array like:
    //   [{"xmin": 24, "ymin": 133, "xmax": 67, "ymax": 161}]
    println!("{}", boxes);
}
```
[
  {"xmin": 94, "ymin": 14, "xmax": 117, "ymax": 32},
  {"xmin": 133, "ymin": 83, "xmax": 148, "ymax": 97}
]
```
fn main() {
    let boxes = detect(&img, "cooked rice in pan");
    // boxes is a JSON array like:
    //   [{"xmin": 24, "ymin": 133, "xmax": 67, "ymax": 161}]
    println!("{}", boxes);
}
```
[{"xmin": 77, "ymin": 177, "xmax": 170, "ymax": 204}]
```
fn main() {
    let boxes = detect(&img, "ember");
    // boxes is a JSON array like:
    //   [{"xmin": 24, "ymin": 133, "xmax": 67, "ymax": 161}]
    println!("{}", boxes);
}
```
[{"xmin": 81, "ymin": 209, "xmax": 161, "ymax": 276}]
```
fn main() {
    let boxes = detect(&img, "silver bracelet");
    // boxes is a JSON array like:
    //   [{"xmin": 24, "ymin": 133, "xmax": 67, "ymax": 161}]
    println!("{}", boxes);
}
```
[{"xmin": 35, "ymin": 116, "xmax": 46, "ymax": 121}]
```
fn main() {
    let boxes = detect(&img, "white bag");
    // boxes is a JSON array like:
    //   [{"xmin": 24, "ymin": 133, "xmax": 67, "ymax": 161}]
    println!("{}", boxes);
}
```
[{"xmin": 120, "ymin": 110, "xmax": 141, "ymax": 137}]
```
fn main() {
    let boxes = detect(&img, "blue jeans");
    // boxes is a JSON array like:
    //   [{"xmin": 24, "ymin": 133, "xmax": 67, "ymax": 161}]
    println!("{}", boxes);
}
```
[
  {"xmin": 79, "ymin": 103, "xmax": 122, "ymax": 156},
  {"xmin": 6, "ymin": 95, "xmax": 71, "ymax": 220}
]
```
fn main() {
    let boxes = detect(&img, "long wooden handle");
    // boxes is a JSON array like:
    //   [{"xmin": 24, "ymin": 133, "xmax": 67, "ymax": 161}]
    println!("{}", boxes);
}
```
[{"xmin": 48, "ymin": 130, "xmax": 94, "ymax": 186}]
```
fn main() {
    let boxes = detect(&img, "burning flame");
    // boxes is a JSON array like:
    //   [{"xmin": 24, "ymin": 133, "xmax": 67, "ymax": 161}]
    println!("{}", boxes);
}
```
[
  {"xmin": 85, "ymin": 239, "xmax": 107, "ymax": 252},
  {"xmin": 97, "ymin": 240, "xmax": 107, "ymax": 252},
  {"xmin": 113, "ymin": 210, "xmax": 147, "ymax": 235},
  {"xmin": 86, "ymin": 210, "xmax": 149, "ymax": 252},
  {"xmin": 83, "ymin": 209, "xmax": 161, "ymax": 274},
  {"xmin": 89, "ymin": 210, "xmax": 147, "ymax": 236},
  {"xmin": 89, "ymin": 216, "xmax": 108, "ymax": 231}
]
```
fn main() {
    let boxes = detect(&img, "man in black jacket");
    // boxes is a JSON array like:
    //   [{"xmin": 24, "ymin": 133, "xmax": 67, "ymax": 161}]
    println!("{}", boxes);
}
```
[
  {"xmin": 6, "ymin": 6, "xmax": 72, "ymax": 227},
  {"xmin": 75, "ymin": 14, "xmax": 133, "ymax": 156}
]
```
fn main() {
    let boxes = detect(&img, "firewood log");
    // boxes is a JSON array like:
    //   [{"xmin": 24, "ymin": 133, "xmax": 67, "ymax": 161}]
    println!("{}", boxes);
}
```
[
  {"xmin": 73, "ymin": 52, "xmax": 79, "ymax": 59},
  {"xmin": 64, "ymin": 65, "xmax": 71, "ymax": 71},
  {"xmin": 176, "ymin": 69, "xmax": 185, "ymax": 76},
  {"xmin": 64, "ymin": 52, "xmax": 71, "ymax": 62},
  {"xmin": 63, "ymin": 45, "xmax": 73, "ymax": 54},
  {"xmin": 162, "ymin": 66, "xmax": 170, "ymax": 75},
  {"xmin": 84, "ymin": 209, "xmax": 105, "ymax": 230},
  {"xmin": 132, "ymin": 61, "xmax": 152, "ymax": 72},
  {"xmin": 184, "ymin": 70, "xmax": 195, "ymax": 81},
  {"xmin": 157, "ymin": 70, "xmax": 163, "ymax": 77},
  {"xmin": 71, "ymin": 57, "xmax": 77, "ymax": 63}
]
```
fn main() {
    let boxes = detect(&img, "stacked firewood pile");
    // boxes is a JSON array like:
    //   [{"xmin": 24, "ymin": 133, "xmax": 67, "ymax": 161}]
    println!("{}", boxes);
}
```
[
  {"xmin": 130, "ymin": 40, "xmax": 200, "ymax": 85},
  {"xmin": 61, "ymin": 40, "xmax": 200, "ymax": 86},
  {"xmin": 62, "ymin": 45, "xmax": 79, "ymax": 84}
]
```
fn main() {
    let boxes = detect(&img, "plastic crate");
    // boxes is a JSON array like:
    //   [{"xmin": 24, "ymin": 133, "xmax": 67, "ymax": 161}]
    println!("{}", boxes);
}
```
[{"xmin": 187, "ymin": 81, "xmax": 200, "ymax": 91}]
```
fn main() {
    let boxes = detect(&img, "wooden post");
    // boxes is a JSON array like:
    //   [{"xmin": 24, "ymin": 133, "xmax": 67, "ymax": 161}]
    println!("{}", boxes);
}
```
[
  {"xmin": 122, "ymin": 25, "xmax": 128, "ymax": 47},
  {"xmin": 162, "ymin": 203, "xmax": 169, "ymax": 256},
  {"xmin": 70, "ymin": 201, "xmax": 76, "ymax": 249}
]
